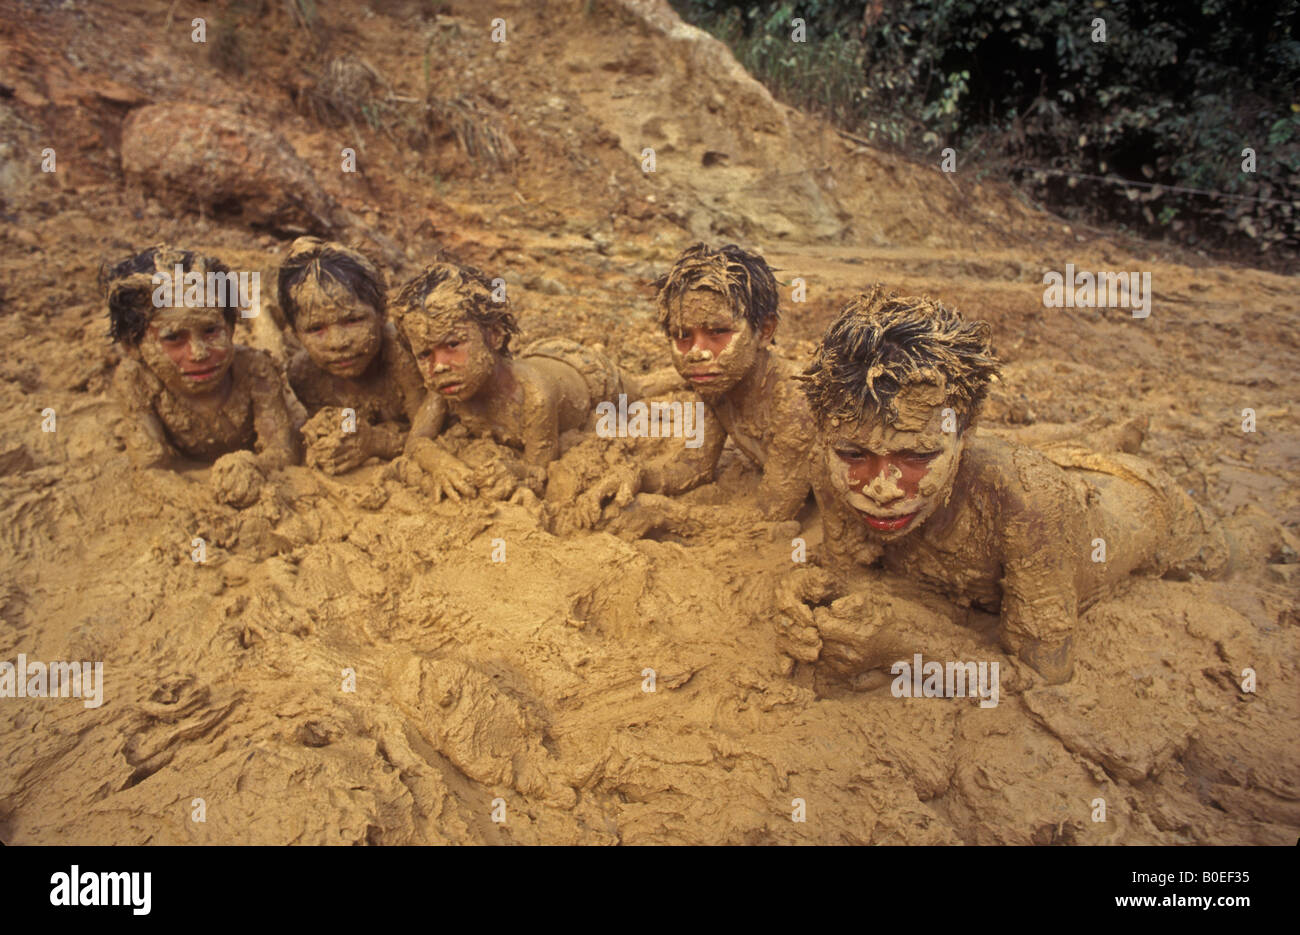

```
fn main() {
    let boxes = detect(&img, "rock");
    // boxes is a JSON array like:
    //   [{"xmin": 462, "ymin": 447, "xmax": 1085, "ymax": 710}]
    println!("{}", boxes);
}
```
[{"xmin": 121, "ymin": 103, "xmax": 348, "ymax": 236}]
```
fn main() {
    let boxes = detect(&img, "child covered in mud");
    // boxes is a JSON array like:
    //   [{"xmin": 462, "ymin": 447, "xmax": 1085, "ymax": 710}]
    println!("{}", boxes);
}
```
[
  {"xmin": 390, "ymin": 260, "xmax": 640, "ymax": 500},
  {"xmin": 583, "ymin": 243, "xmax": 815, "ymax": 534},
  {"xmin": 278, "ymin": 237, "xmax": 425, "ymax": 474},
  {"xmin": 777, "ymin": 285, "xmax": 1228, "ymax": 684},
  {"xmin": 105, "ymin": 244, "xmax": 296, "ymax": 507}
]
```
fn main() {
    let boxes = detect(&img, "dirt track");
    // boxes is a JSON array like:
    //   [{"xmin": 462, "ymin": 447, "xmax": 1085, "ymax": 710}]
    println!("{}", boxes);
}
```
[{"xmin": 0, "ymin": 0, "xmax": 1296, "ymax": 844}]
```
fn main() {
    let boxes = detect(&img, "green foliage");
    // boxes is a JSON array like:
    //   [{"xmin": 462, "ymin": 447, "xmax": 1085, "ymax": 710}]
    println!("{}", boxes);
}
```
[
  {"xmin": 699, "ymin": 3, "xmax": 869, "ymax": 129},
  {"xmin": 671, "ymin": 0, "xmax": 1300, "ymax": 257}
]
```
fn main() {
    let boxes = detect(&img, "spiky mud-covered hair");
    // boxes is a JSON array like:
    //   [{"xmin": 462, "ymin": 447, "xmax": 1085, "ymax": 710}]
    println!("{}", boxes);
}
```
[
  {"xmin": 277, "ymin": 236, "xmax": 386, "ymax": 326},
  {"xmin": 801, "ymin": 284, "xmax": 1000, "ymax": 431},
  {"xmin": 101, "ymin": 244, "xmax": 233, "ymax": 345},
  {"xmin": 392, "ymin": 260, "xmax": 520, "ymax": 359},
  {"xmin": 652, "ymin": 243, "xmax": 780, "ymax": 336}
]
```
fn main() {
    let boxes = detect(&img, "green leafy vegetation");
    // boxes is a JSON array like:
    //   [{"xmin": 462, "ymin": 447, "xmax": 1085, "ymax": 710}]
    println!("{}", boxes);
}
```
[{"xmin": 671, "ymin": 0, "xmax": 1299, "ymax": 260}]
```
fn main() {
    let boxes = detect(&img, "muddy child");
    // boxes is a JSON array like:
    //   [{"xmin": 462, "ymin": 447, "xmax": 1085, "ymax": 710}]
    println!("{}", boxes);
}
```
[
  {"xmin": 278, "ymin": 237, "xmax": 425, "ymax": 474},
  {"xmin": 780, "ymin": 285, "xmax": 1228, "ymax": 684},
  {"xmin": 587, "ymin": 243, "xmax": 815, "ymax": 533},
  {"xmin": 391, "ymin": 261, "xmax": 640, "ymax": 500},
  {"xmin": 105, "ymin": 244, "xmax": 296, "ymax": 506}
]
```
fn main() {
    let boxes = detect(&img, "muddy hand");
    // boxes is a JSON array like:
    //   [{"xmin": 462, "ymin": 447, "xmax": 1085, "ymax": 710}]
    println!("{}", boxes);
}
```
[
  {"xmin": 1016, "ymin": 635, "xmax": 1074, "ymax": 685},
  {"xmin": 472, "ymin": 458, "xmax": 523, "ymax": 501},
  {"xmin": 773, "ymin": 565, "xmax": 840, "ymax": 664},
  {"xmin": 306, "ymin": 421, "xmax": 374, "ymax": 475},
  {"xmin": 211, "ymin": 449, "xmax": 265, "ymax": 509},
  {"xmin": 576, "ymin": 466, "xmax": 641, "ymax": 529},
  {"xmin": 814, "ymin": 593, "xmax": 888, "ymax": 677},
  {"xmin": 412, "ymin": 443, "xmax": 477, "ymax": 502},
  {"xmin": 606, "ymin": 493, "xmax": 687, "ymax": 540}
]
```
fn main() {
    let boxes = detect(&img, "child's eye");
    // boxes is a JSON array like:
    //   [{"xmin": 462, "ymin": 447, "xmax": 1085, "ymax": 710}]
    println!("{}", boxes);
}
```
[
  {"xmin": 346, "ymin": 317, "xmax": 364, "ymax": 325},
  {"xmin": 160, "ymin": 332, "xmax": 183, "ymax": 343},
  {"xmin": 834, "ymin": 447, "xmax": 865, "ymax": 461},
  {"xmin": 417, "ymin": 349, "xmax": 431, "ymax": 359},
  {"xmin": 204, "ymin": 326, "xmax": 223, "ymax": 336},
  {"xmin": 708, "ymin": 328, "xmax": 733, "ymax": 336},
  {"xmin": 446, "ymin": 341, "xmax": 460, "ymax": 349}
]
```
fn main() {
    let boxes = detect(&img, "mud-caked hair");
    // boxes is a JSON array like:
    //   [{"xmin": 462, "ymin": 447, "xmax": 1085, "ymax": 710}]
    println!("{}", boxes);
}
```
[
  {"xmin": 652, "ymin": 243, "xmax": 780, "ymax": 337},
  {"xmin": 101, "ymin": 244, "xmax": 234, "ymax": 345},
  {"xmin": 392, "ymin": 261, "xmax": 520, "ymax": 359},
  {"xmin": 801, "ymin": 284, "xmax": 1000, "ymax": 432},
  {"xmin": 277, "ymin": 236, "xmax": 386, "ymax": 327}
]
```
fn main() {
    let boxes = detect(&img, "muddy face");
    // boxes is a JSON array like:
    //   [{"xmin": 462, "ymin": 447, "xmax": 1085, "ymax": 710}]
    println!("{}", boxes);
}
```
[
  {"xmin": 820, "ymin": 382, "xmax": 964, "ymax": 540},
  {"xmin": 401, "ymin": 308, "xmax": 500, "ymax": 402},
  {"xmin": 665, "ymin": 289, "xmax": 766, "ymax": 396},
  {"xmin": 292, "ymin": 279, "xmax": 383, "ymax": 379},
  {"xmin": 137, "ymin": 307, "xmax": 235, "ymax": 397}
]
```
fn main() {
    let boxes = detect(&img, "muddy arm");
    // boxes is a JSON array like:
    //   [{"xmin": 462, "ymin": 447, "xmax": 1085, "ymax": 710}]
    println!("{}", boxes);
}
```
[
  {"xmin": 393, "ymin": 396, "xmax": 478, "ymax": 500},
  {"xmin": 404, "ymin": 393, "xmax": 448, "ymax": 450},
  {"xmin": 998, "ymin": 522, "xmax": 1080, "ymax": 684},
  {"xmin": 756, "ymin": 431, "xmax": 813, "ymax": 521},
  {"xmin": 365, "ymin": 422, "xmax": 407, "ymax": 460},
  {"xmin": 390, "ymin": 334, "xmax": 430, "ymax": 425},
  {"xmin": 519, "ymin": 385, "xmax": 562, "ymax": 491},
  {"xmin": 248, "ymin": 352, "xmax": 299, "ymax": 469},
  {"xmin": 112, "ymin": 360, "xmax": 177, "ymax": 469},
  {"xmin": 638, "ymin": 405, "xmax": 727, "ymax": 495}
]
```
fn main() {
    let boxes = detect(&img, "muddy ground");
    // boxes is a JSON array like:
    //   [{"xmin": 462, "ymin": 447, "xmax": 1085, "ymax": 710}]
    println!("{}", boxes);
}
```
[{"xmin": 0, "ymin": 0, "xmax": 1296, "ymax": 844}]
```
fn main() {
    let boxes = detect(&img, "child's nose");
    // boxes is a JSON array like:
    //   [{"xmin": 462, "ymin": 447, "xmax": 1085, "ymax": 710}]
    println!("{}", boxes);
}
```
[
  {"xmin": 325, "ymin": 326, "xmax": 351, "ymax": 349},
  {"xmin": 861, "ymin": 463, "xmax": 905, "ymax": 502},
  {"xmin": 686, "ymin": 334, "xmax": 713, "ymax": 358},
  {"xmin": 189, "ymin": 337, "xmax": 209, "ymax": 361}
]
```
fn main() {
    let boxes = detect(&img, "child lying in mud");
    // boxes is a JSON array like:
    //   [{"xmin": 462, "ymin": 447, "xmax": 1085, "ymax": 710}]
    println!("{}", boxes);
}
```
[
  {"xmin": 105, "ymin": 244, "xmax": 295, "ymax": 507},
  {"xmin": 390, "ymin": 260, "xmax": 641, "ymax": 500},
  {"xmin": 777, "ymin": 285, "xmax": 1228, "ymax": 684},
  {"xmin": 278, "ymin": 237, "xmax": 425, "ymax": 474},
  {"xmin": 577, "ymin": 243, "xmax": 815, "ymax": 534}
]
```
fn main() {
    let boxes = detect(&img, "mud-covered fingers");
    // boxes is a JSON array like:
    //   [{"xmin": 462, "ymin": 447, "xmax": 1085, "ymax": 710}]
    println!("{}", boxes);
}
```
[
  {"xmin": 588, "ymin": 474, "xmax": 618, "ymax": 504},
  {"xmin": 815, "ymin": 619, "xmax": 884, "ymax": 674},
  {"xmin": 776, "ymin": 595, "xmax": 816, "ymax": 630},
  {"xmin": 1015, "ymin": 635, "xmax": 1074, "ymax": 685},
  {"xmin": 775, "ymin": 616, "xmax": 822, "ymax": 663},
  {"xmin": 619, "ymin": 464, "xmax": 644, "ymax": 502},
  {"xmin": 607, "ymin": 507, "xmax": 653, "ymax": 540},
  {"xmin": 797, "ymin": 566, "xmax": 841, "ymax": 604},
  {"xmin": 578, "ymin": 483, "xmax": 613, "ymax": 522},
  {"xmin": 448, "ymin": 468, "xmax": 477, "ymax": 498},
  {"xmin": 819, "ymin": 638, "xmax": 869, "ymax": 675},
  {"xmin": 434, "ymin": 475, "xmax": 462, "ymax": 502}
]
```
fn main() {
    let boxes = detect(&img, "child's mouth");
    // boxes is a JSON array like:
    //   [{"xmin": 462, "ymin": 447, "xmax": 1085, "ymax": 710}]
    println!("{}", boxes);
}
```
[
  {"xmin": 330, "ymin": 356, "xmax": 365, "ymax": 372},
  {"xmin": 438, "ymin": 382, "xmax": 463, "ymax": 395},
  {"xmin": 686, "ymin": 372, "xmax": 721, "ymax": 383},
  {"xmin": 859, "ymin": 510, "xmax": 918, "ymax": 532},
  {"xmin": 182, "ymin": 365, "xmax": 223, "ymax": 382}
]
